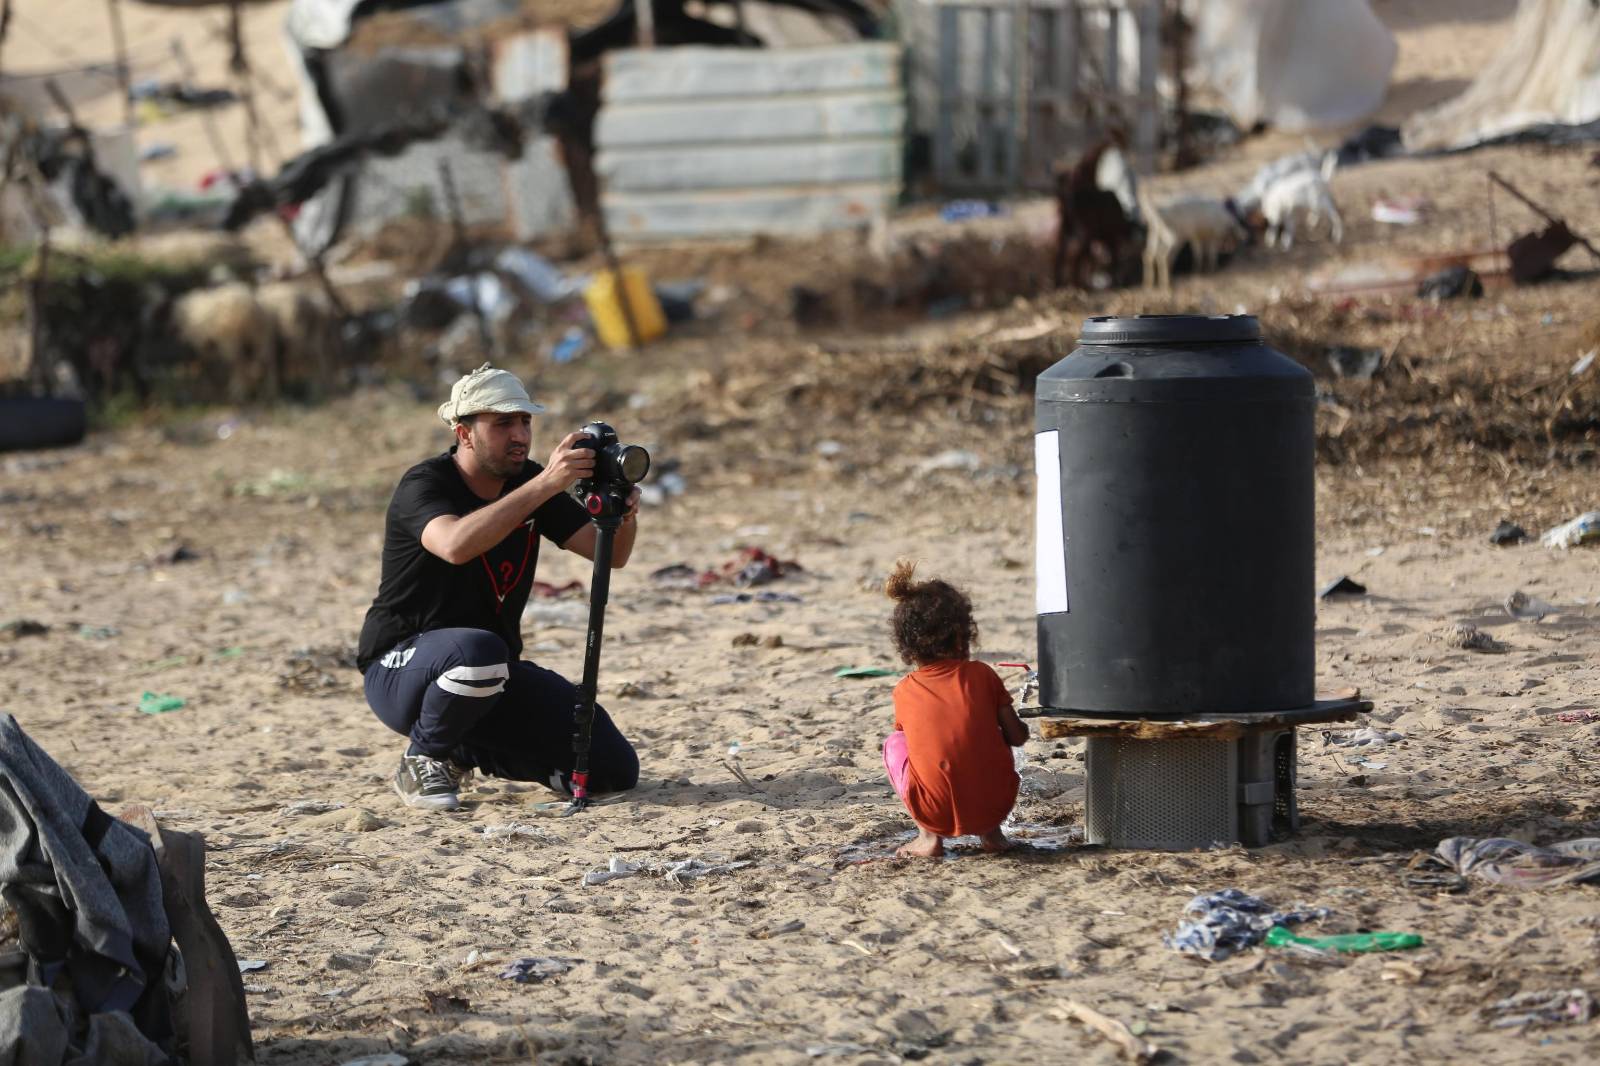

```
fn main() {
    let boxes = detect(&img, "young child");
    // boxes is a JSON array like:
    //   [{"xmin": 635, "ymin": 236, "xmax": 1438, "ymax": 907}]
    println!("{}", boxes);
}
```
[{"xmin": 882, "ymin": 559, "xmax": 1029, "ymax": 858}]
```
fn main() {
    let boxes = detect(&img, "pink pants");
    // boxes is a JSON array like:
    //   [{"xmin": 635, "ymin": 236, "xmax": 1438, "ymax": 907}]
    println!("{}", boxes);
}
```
[{"xmin": 882, "ymin": 730, "xmax": 911, "ymax": 798}]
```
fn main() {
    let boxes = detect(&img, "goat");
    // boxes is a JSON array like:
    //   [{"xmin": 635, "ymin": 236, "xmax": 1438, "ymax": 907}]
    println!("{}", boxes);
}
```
[
  {"xmin": 172, "ymin": 283, "xmax": 278, "ymax": 403},
  {"xmin": 1136, "ymin": 187, "xmax": 1246, "ymax": 291},
  {"xmin": 1237, "ymin": 147, "xmax": 1339, "ymax": 219},
  {"xmin": 1261, "ymin": 169, "xmax": 1343, "ymax": 251},
  {"xmin": 1053, "ymin": 139, "xmax": 1139, "ymax": 290}
]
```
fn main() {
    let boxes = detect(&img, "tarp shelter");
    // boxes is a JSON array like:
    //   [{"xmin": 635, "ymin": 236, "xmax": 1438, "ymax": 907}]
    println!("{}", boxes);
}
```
[
  {"xmin": 1184, "ymin": 0, "xmax": 1396, "ymax": 132},
  {"xmin": 1403, "ymin": 0, "xmax": 1600, "ymax": 152}
]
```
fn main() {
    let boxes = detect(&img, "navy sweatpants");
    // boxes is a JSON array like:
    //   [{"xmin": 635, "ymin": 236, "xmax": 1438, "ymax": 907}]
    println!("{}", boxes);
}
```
[{"xmin": 363, "ymin": 627, "xmax": 639, "ymax": 795}]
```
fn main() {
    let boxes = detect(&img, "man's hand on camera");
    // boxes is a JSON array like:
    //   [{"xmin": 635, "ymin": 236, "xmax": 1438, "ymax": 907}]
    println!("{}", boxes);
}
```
[
  {"xmin": 622, "ymin": 486, "xmax": 642, "ymax": 522},
  {"xmin": 541, "ymin": 431, "xmax": 596, "ymax": 490}
]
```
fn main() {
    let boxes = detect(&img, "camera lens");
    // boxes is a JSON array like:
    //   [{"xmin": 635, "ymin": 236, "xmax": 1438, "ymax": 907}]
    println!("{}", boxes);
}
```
[{"xmin": 616, "ymin": 445, "xmax": 650, "ymax": 483}]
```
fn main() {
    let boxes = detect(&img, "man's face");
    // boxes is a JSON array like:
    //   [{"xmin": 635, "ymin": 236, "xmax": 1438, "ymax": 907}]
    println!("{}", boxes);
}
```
[{"xmin": 464, "ymin": 412, "xmax": 532, "ymax": 479}]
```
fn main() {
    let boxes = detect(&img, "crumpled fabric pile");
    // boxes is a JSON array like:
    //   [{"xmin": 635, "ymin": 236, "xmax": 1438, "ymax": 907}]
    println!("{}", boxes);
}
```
[
  {"xmin": 1163, "ymin": 888, "xmax": 1330, "ymax": 962},
  {"xmin": 1435, "ymin": 837, "xmax": 1600, "ymax": 888}
]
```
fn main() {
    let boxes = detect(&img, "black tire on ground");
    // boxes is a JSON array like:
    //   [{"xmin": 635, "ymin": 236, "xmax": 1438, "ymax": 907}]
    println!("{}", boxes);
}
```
[{"xmin": 0, "ymin": 398, "xmax": 88, "ymax": 453}]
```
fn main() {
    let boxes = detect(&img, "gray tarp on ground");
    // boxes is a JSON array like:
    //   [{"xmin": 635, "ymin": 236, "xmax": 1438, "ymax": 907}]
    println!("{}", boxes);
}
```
[
  {"xmin": 1436, "ymin": 836, "xmax": 1600, "ymax": 888},
  {"xmin": 0, "ymin": 713, "xmax": 167, "ymax": 1012}
]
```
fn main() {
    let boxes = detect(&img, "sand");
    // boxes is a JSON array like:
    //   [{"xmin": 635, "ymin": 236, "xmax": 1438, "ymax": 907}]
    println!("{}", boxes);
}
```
[{"xmin": 6, "ymin": 1, "xmax": 1600, "ymax": 1064}]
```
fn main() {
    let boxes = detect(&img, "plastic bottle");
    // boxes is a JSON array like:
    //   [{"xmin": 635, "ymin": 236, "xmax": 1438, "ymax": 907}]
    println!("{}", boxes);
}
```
[{"xmin": 1265, "ymin": 926, "xmax": 1423, "ymax": 953}]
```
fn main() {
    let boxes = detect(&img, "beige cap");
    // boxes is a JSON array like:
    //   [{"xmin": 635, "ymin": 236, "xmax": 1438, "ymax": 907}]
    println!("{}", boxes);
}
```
[{"xmin": 437, "ymin": 362, "xmax": 545, "ymax": 426}]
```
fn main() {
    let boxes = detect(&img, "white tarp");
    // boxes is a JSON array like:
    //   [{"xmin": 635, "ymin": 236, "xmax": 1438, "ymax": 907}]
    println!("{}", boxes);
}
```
[
  {"xmin": 1185, "ymin": 0, "xmax": 1396, "ymax": 132},
  {"xmin": 1403, "ymin": 0, "xmax": 1600, "ymax": 151}
]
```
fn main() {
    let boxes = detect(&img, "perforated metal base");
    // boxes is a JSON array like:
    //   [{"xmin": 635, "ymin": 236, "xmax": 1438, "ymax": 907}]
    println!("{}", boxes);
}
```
[{"xmin": 1084, "ymin": 730, "xmax": 1298, "ymax": 850}]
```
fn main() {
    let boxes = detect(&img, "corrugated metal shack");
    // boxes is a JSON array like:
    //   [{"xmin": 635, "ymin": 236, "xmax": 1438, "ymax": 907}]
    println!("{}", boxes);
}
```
[{"xmin": 593, "ymin": 43, "xmax": 905, "ymax": 241}]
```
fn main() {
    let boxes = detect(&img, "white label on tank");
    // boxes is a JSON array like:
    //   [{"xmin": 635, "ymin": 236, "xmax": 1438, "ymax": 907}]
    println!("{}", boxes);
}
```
[{"xmin": 1035, "ymin": 430, "xmax": 1069, "ymax": 615}]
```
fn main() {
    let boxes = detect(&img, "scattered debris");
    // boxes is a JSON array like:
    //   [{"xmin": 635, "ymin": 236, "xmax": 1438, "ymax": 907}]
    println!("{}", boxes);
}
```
[
  {"xmin": 1325, "ymin": 346, "xmax": 1385, "ymax": 379},
  {"xmin": 583, "ymin": 857, "xmax": 643, "ymax": 886},
  {"xmin": 1542, "ymin": 511, "xmax": 1600, "ymax": 548},
  {"xmin": 1057, "ymin": 999, "xmax": 1159, "ymax": 1064},
  {"xmin": 1417, "ymin": 264, "xmax": 1483, "ymax": 300},
  {"xmin": 1323, "ymin": 727, "xmax": 1403, "ymax": 749},
  {"xmin": 150, "ymin": 543, "xmax": 202, "ymax": 566},
  {"xmin": 731, "ymin": 633, "xmax": 783, "ymax": 648},
  {"xmin": 914, "ymin": 450, "xmax": 982, "ymax": 475},
  {"xmin": 480, "ymin": 824, "xmax": 551, "ymax": 841},
  {"xmin": 1482, "ymin": 988, "xmax": 1595, "ymax": 1029},
  {"xmin": 1504, "ymin": 589, "xmax": 1556, "ymax": 621},
  {"xmin": 498, "ymin": 957, "xmax": 577, "ymax": 983},
  {"xmin": 137, "ymin": 691, "xmax": 186, "ymax": 715},
  {"xmin": 0, "ymin": 620, "xmax": 50, "ymax": 640},
  {"xmin": 1489, "ymin": 520, "xmax": 1528, "ymax": 546},
  {"xmin": 834, "ymin": 666, "xmax": 899, "ymax": 679},
  {"xmin": 238, "ymin": 959, "xmax": 268, "ymax": 973},
  {"xmin": 1318, "ymin": 576, "xmax": 1367, "ymax": 599},
  {"xmin": 709, "ymin": 592, "xmax": 804, "ymax": 605},
  {"xmin": 1164, "ymin": 889, "xmax": 1330, "ymax": 962},
  {"xmin": 1440, "ymin": 623, "xmax": 1503, "ymax": 652},
  {"xmin": 1371, "ymin": 196, "xmax": 1430, "ymax": 226},
  {"xmin": 1436, "ymin": 836, "xmax": 1600, "ymax": 887},
  {"xmin": 1556, "ymin": 710, "xmax": 1600, "ymax": 724}
]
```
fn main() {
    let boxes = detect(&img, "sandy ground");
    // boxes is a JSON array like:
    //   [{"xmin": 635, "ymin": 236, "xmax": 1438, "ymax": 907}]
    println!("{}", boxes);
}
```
[
  {"xmin": 5, "ymin": 370, "xmax": 1600, "ymax": 1065},
  {"xmin": 7, "ymin": 2, "xmax": 1600, "ymax": 1064}
]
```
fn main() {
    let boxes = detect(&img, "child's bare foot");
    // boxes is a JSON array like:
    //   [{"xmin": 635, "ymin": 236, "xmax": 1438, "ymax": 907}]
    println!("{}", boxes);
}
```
[
  {"xmin": 897, "ymin": 829, "xmax": 945, "ymax": 858},
  {"xmin": 979, "ymin": 828, "xmax": 1012, "ymax": 853}
]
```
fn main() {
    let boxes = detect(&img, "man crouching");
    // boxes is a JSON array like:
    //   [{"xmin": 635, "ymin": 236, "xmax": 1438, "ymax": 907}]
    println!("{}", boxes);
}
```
[{"xmin": 356, "ymin": 363, "xmax": 640, "ymax": 810}]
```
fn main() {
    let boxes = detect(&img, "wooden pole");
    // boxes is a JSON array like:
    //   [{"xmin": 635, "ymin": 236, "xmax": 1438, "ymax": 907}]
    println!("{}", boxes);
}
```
[
  {"xmin": 105, "ymin": 0, "xmax": 135, "ymax": 128},
  {"xmin": 635, "ymin": 0, "xmax": 656, "ymax": 48},
  {"xmin": 437, "ymin": 158, "xmax": 497, "ymax": 359},
  {"xmin": 227, "ymin": 0, "xmax": 265, "ymax": 174},
  {"xmin": 172, "ymin": 37, "xmax": 237, "ymax": 174}
]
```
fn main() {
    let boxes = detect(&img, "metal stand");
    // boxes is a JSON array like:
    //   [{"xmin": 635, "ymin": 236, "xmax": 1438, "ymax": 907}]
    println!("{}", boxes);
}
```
[{"xmin": 563, "ymin": 516, "xmax": 621, "ymax": 815}]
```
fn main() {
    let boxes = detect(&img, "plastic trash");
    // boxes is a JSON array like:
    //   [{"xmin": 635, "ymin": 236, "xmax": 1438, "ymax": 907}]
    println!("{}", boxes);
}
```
[
  {"xmin": 1265, "ymin": 926, "xmax": 1423, "ymax": 953},
  {"xmin": 584, "ymin": 268, "xmax": 668, "ymax": 349},
  {"xmin": 1542, "ymin": 511, "xmax": 1600, "ymax": 549},
  {"xmin": 834, "ymin": 667, "xmax": 899, "ymax": 679},
  {"xmin": 499, "ymin": 957, "xmax": 576, "ymax": 983},
  {"xmin": 1504, "ymin": 589, "xmax": 1555, "ymax": 621},
  {"xmin": 138, "ymin": 692, "xmax": 186, "ymax": 715},
  {"xmin": 550, "ymin": 326, "xmax": 588, "ymax": 364},
  {"xmin": 940, "ymin": 200, "xmax": 1007, "ymax": 222},
  {"xmin": 1489, "ymin": 520, "xmax": 1528, "ymax": 546},
  {"xmin": 495, "ymin": 247, "xmax": 578, "ymax": 303}
]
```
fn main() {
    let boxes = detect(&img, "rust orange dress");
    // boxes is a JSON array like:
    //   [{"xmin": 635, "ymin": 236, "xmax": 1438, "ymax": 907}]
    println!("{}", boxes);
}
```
[{"xmin": 890, "ymin": 660, "xmax": 1019, "ymax": 836}]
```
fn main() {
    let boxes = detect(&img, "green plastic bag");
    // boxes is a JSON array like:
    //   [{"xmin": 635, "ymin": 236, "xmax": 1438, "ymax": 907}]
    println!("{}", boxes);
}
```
[
  {"xmin": 834, "ymin": 667, "xmax": 899, "ymax": 679},
  {"xmin": 1265, "ymin": 926, "xmax": 1423, "ymax": 954},
  {"xmin": 138, "ymin": 691, "xmax": 186, "ymax": 715}
]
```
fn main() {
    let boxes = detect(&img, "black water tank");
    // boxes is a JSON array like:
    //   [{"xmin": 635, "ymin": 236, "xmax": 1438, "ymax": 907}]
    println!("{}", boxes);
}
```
[{"xmin": 1034, "ymin": 314, "xmax": 1314, "ymax": 715}]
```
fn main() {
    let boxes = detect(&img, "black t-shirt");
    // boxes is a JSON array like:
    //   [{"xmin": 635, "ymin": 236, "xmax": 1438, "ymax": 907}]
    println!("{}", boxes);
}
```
[{"xmin": 357, "ymin": 449, "xmax": 590, "ymax": 671}]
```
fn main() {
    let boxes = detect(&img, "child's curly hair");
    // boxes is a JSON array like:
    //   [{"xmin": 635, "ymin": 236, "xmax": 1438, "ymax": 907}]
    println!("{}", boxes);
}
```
[{"xmin": 885, "ymin": 559, "xmax": 978, "ymax": 664}]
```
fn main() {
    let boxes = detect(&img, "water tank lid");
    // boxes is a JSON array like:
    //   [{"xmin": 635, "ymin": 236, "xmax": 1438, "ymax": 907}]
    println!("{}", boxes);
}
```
[{"xmin": 1079, "ymin": 314, "xmax": 1260, "ymax": 346}]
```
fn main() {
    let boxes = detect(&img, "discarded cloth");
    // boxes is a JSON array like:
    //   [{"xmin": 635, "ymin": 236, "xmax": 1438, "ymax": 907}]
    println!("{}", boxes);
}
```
[
  {"xmin": 0, "ymin": 987, "xmax": 165, "ymax": 1066},
  {"xmin": 1164, "ymin": 888, "xmax": 1329, "ymax": 962},
  {"xmin": 1435, "ymin": 837, "xmax": 1600, "ymax": 888},
  {"xmin": 1323, "ymin": 728, "xmax": 1402, "ymax": 749}
]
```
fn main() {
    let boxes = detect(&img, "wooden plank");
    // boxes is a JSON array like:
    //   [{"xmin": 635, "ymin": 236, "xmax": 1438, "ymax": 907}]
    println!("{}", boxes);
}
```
[
  {"xmin": 935, "ymin": 4, "xmax": 959, "ymax": 188},
  {"xmin": 602, "ymin": 183, "xmax": 898, "ymax": 239},
  {"xmin": 596, "ymin": 139, "xmax": 902, "ymax": 192},
  {"xmin": 596, "ymin": 92, "xmax": 904, "ymax": 148},
  {"xmin": 602, "ymin": 43, "xmax": 900, "ymax": 102},
  {"xmin": 1033, "ymin": 697, "xmax": 1372, "ymax": 741}
]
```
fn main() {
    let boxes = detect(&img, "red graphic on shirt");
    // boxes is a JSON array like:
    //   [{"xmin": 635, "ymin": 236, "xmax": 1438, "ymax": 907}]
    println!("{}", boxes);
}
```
[{"xmin": 479, "ymin": 524, "xmax": 536, "ymax": 610}]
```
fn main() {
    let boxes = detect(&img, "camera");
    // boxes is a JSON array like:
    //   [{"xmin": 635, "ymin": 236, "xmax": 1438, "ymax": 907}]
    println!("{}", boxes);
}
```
[{"xmin": 571, "ymin": 421, "xmax": 650, "ymax": 521}]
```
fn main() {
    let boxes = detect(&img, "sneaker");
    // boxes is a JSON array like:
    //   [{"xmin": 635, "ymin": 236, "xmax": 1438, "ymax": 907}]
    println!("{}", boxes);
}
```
[{"xmin": 393, "ymin": 753, "xmax": 464, "ymax": 811}]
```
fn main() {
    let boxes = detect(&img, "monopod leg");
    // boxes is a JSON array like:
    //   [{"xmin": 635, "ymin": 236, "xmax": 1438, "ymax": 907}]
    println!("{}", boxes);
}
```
[{"xmin": 563, "ymin": 521, "xmax": 617, "ymax": 816}]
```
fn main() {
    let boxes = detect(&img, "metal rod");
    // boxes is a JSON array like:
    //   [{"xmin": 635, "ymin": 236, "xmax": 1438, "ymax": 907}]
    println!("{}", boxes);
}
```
[
  {"xmin": 1488, "ymin": 170, "xmax": 1600, "ymax": 263},
  {"xmin": 565, "ymin": 518, "xmax": 620, "ymax": 814}
]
